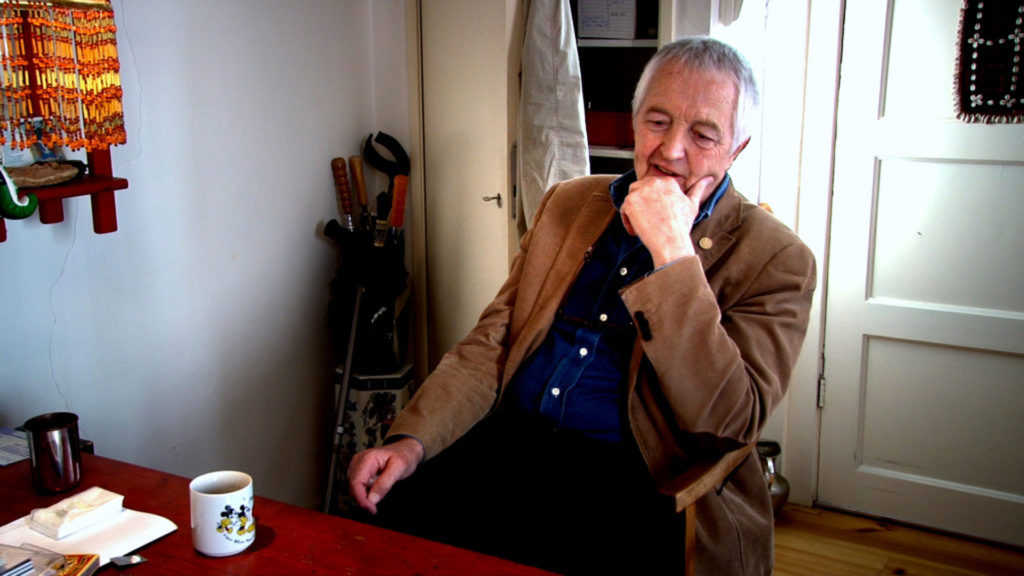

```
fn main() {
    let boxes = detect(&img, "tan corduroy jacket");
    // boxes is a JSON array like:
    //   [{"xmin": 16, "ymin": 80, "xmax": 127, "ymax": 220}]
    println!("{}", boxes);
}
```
[{"xmin": 388, "ymin": 175, "xmax": 816, "ymax": 575}]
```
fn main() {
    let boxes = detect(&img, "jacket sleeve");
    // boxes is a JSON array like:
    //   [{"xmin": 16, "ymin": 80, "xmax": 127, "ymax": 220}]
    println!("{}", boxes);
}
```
[
  {"xmin": 620, "ymin": 221, "xmax": 816, "ymax": 458},
  {"xmin": 385, "ymin": 246, "xmax": 523, "ymax": 460},
  {"xmin": 384, "ymin": 182, "xmax": 568, "ymax": 460}
]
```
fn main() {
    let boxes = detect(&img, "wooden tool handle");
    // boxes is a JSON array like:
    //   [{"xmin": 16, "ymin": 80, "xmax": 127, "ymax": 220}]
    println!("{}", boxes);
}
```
[
  {"xmin": 389, "ymin": 175, "xmax": 409, "ymax": 228},
  {"xmin": 349, "ymin": 156, "xmax": 368, "ymax": 208},
  {"xmin": 330, "ymin": 158, "xmax": 353, "ymax": 215}
]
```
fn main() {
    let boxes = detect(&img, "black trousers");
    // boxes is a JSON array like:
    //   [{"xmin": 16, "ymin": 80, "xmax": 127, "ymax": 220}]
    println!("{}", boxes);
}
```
[{"xmin": 369, "ymin": 408, "xmax": 683, "ymax": 575}]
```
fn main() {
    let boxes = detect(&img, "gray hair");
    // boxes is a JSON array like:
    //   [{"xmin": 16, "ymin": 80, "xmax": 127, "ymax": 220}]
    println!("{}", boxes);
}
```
[{"xmin": 632, "ymin": 37, "xmax": 759, "ymax": 154}]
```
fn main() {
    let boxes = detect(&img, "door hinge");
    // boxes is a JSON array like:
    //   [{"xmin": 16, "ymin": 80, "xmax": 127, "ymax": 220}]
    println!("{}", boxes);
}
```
[{"xmin": 817, "ymin": 376, "xmax": 826, "ymax": 408}]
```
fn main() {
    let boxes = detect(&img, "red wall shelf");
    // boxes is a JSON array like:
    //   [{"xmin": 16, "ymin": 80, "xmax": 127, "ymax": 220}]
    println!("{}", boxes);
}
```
[
  {"xmin": 0, "ymin": 7, "xmax": 129, "ymax": 243},
  {"xmin": 1, "ymin": 148, "xmax": 129, "ymax": 242}
]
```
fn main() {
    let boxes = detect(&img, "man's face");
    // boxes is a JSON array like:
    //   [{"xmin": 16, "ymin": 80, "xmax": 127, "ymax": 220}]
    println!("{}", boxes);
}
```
[{"xmin": 633, "ymin": 63, "xmax": 746, "ymax": 203}]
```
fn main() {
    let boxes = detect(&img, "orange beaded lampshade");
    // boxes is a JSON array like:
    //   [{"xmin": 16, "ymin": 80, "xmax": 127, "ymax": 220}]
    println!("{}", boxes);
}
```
[{"xmin": 0, "ymin": 0, "xmax": 124, "ymax": 152}]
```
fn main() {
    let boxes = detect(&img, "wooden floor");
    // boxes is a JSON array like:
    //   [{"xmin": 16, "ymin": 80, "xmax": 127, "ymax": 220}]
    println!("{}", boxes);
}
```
[{"xmin": 773, "ymin": 505, "xmax": 1024, "ymax": 575}]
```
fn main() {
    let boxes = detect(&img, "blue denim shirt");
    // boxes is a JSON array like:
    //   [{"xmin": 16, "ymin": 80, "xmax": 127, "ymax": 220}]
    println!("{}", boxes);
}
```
[{"xmin": 505, "ymin": 171, "xmax": 730, "ymax": 442}]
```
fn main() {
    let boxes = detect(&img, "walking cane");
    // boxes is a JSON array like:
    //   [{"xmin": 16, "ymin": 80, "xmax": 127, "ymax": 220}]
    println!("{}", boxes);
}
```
[{"xmin": 324, "ymin": 284, "xmax": 364, "ymax": 513}]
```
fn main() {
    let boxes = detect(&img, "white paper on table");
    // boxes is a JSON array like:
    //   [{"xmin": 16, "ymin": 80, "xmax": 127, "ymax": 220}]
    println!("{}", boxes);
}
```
[
  {"xmin": 0, "ymin": 508, "xmax": 177, "ymax": 567},
  {"xmin": 0, "ymin": 428, "xmax": 29, "ymax": 466}
]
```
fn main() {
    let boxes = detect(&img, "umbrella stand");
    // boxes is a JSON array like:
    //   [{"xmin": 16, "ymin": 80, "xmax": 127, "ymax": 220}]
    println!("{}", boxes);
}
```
[{"xmin": 322, "ymin": 133, "xmax": 411, "ymax": 514}]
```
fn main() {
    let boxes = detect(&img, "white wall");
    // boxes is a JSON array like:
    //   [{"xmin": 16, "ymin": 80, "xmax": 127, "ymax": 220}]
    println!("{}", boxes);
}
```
[{"xmin": 0, "ymin": 0, "xmax": 411, "ymax": 509}]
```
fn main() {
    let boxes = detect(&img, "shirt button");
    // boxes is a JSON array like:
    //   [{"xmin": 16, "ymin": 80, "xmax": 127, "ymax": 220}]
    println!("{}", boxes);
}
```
[
  {"xmin": 599, "ymin": 313, "xmax": 608, "ymax": 322},
  {"xmin": 579, "ymin": 347, "xmax": 588, "ymax": 357},
  {"xmin": 619, "ymin": 267, "xmax": 628, "ymax": 276},
  {"xmin": 551, "ymin": 388, "xmax": 561, "ymax": 397}
]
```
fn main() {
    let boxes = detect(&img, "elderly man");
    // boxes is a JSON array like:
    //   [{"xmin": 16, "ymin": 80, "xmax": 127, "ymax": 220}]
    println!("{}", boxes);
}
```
[{"xmin": 349, "ymin": 37, "xmax": 815, "ymax": 575}]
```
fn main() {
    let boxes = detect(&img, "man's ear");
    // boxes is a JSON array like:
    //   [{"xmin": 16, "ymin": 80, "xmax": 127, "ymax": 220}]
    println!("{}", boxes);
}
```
[{"xmin": 729, "ymin": 137, "xmax": 750, "ymax": 162}]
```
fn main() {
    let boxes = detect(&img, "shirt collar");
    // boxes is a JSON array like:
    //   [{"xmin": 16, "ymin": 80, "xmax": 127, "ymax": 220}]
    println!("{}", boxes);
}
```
[{"xmin": 609, "ymin": 170, "xmax": 731, "ymax": 226}]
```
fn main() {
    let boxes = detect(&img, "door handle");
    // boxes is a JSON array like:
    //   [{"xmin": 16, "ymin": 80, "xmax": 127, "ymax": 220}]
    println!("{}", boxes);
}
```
[{"xmin": 482, "ymin": 193, "xmax": 502, "ymax": 208}]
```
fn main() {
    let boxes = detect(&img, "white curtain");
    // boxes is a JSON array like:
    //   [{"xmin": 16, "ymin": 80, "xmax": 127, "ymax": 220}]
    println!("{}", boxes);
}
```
[{"xmin": 518, "ymin": 0, "xmax": 590, "ymax": 228}]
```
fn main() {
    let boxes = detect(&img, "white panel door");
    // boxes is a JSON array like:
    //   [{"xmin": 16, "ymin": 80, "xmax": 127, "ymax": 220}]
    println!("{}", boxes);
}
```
[
  {"xmin": 419, "ymin": 1, "xmax": 515, "ymax": 365},
  {"xmin": 819, "ymin": 0, "xmax": 1024, "ymax": 546}
]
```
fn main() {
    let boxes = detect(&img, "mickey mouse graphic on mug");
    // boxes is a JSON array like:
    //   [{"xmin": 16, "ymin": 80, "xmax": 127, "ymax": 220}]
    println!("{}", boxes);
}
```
[{"xmin": 216, "ymin": 501, "xmax": 256, "ymax": 541}]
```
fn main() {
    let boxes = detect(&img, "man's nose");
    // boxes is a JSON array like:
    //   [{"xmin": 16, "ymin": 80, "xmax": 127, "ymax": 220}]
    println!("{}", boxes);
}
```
[{"xmin": 660, "ymin": 126, "xmax": 688, "ymax": 159}]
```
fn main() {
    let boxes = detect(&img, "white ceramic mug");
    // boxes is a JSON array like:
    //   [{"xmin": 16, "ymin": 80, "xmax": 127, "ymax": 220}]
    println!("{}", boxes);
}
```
[{"xmin": 189, "ymin": 470, "xmax": 256, "ymax": 557}]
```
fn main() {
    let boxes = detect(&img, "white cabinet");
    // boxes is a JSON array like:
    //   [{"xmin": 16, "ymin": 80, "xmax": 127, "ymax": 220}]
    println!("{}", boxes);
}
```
[{"xmin": 410, "ymin": 1, "xmax": 523, "ymax": 373}]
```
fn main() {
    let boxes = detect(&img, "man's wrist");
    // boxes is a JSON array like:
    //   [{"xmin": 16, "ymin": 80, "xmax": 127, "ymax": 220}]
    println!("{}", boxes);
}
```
[
  {"xmin": 650, "ymin": 253, "xmax": 697, "ymax": 274},
  {"xmin": 384, "ymin": 434, "xmax": 426, "ymax": 462}
]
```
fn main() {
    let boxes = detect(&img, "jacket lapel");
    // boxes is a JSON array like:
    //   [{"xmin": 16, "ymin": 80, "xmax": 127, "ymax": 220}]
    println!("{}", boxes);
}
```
[
  {"xmin": 502, "ymin": 188, "xmax": 617, "ymax": 385},
  {"xmin": 690, "ymin": 183, "xmax": 743, "ymax": 272}
]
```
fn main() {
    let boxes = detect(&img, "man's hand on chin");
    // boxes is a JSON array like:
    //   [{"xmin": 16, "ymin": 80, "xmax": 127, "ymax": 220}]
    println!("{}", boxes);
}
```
[{"xmin": 621, "ymin": 175, "xmax": 716, "ymax": 267}]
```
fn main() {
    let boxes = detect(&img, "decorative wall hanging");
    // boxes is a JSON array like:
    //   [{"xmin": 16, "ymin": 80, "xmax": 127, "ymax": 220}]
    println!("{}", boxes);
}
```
[
  {"xmin": 0, "ymin": 0, "xmax": 124, "ymax": 151},
  {"xmin": 955, "ymin": 0, "xmax": 1024, "ymax": 124},
  {"xmin": 0, "ymin": 0, "xmax": 128, "ymax": 242}
]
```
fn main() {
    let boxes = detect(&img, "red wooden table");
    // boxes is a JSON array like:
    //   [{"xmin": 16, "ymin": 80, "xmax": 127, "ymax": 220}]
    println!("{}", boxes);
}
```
[{"xmin": 0, "ymin": 453, "xmax": 555, "ymax": 575}]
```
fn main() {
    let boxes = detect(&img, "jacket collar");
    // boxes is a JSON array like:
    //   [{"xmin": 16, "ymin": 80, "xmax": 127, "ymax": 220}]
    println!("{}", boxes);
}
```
[
  {"xmin": 691, "ymin": 181, "xmax": 744, "ymax": 272},
  {"xmin": 547, "ymin": 175, "xmax": 746, "ymax": 279}
]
